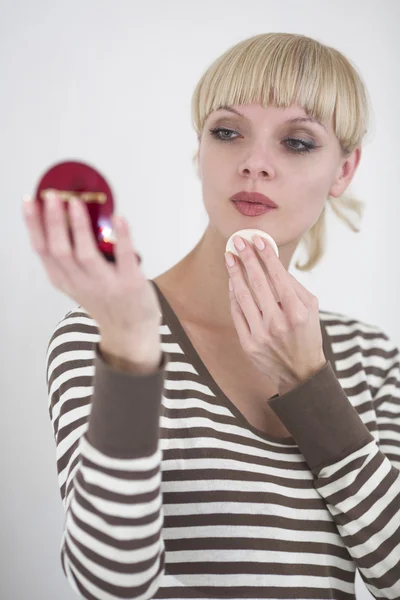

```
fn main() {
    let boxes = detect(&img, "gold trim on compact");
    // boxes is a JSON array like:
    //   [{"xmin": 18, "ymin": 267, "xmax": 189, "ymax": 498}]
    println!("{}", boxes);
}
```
[{"xmin": 40, "ymin": 189, "xmax": 107, "ymax": 204}]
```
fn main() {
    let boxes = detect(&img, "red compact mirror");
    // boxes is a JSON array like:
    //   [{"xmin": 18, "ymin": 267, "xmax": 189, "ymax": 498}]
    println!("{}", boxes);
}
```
[{"xmin": 34, "ymin": 160, "xmax": 141, "ymax": 265}]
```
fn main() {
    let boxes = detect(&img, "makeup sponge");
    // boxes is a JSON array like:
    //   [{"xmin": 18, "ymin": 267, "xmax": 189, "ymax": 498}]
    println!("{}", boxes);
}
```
[{"xmin": 226, "ymin": 229, "xmax": 279, "ymax": 257}]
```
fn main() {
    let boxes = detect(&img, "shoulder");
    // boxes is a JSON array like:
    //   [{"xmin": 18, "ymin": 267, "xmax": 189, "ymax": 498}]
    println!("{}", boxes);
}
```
[
  {"xmin": 319, "ymin": 307, "xmax": 392, "ymax": 343},
  {"xmin": 47, "ymin": 305, "xmax": 100, "ymax": 351},
  {"xmin": 46, "ymin": 305, "xmax": 100, "ymax": 382},
  {"xmin": 319, "ymin": 307, "xmax": 399, "ymax": 365}
]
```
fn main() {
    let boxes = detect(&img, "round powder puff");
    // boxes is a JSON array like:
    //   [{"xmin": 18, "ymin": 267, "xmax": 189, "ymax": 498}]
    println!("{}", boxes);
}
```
[{"xmin": 226, "ymin": 229, "xmax": 279, "ymax": 258}]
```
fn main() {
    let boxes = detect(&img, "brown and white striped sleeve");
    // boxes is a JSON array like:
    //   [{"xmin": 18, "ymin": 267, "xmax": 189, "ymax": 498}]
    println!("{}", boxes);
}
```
[
  {"xmin": 46, "ymin": 306, "xmax": 168, "ymax": 599},
  {"xmin": 267, "ymin": 325, "xmax": 400, "ymax": 598}
]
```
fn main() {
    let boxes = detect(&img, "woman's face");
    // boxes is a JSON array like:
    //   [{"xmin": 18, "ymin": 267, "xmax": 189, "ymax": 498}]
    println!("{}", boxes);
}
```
[{"xmin": 197, "ymin": 102, "xmax": 361, "ymax": 248}]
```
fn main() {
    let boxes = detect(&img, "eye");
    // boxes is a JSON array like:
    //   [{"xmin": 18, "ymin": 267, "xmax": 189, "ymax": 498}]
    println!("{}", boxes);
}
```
[
  {"xmin": 209, "ymin": 127, "xmax": 317, "ymax": 154},
  {"xmin": 283, "ymin": 138, "xmax": 316, "ymax": 154},
  {"xmin": 209, "ymin": 127, "xmax": 238, "ymax": 142}
]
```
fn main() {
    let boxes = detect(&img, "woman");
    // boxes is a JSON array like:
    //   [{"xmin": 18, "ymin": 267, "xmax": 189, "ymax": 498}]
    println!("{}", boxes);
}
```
[{"xmin": 23, "ymin": 33, "xmax": 400, "ymax": 599}]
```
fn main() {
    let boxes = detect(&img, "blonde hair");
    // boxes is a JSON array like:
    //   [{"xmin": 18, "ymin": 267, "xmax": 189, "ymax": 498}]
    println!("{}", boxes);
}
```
[{"xmin": 191, "ymin": 33, "xmax": 372, "ymax": 271}]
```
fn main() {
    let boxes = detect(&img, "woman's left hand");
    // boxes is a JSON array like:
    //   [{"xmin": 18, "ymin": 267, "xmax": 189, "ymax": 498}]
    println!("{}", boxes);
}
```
[{"xmin": 225, "ymin": 235, "xmax": 327, "ymax": 395}]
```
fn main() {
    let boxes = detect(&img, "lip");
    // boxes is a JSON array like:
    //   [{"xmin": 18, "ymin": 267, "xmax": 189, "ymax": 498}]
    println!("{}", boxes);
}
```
[
  {"xmin": 232, "ymin": 200, "xmax": 275, "ymax": 217},
  {"xmin": 230, "ymin": 191, "xmax": 278, "ymax": 208}
]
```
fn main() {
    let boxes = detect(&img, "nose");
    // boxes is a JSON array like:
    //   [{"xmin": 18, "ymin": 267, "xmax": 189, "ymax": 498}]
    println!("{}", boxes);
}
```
[
  {"xmin": 239, "ymin": 152, "xmax": 275, "ymax": 180},
  {"xmin": 241, "ymin": 166, "xmax": 271, "ymax": 178}
]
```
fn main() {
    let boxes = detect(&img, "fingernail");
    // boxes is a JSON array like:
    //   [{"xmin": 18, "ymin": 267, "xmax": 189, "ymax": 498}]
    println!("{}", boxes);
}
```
[
  {"xmin": 43, "ymin": 190, "xmax": 57, "ymax": 201},
  {"xmin": 23, "ymin": 194, "xmax": 33, "ymax": 203},
  {"xmin": 225, "ymin": 252, "xmax": 235, "ymax": 267},
  {"xmin": 233, "ymin": 236, "xmax": 246, "ymax": 251},
  {"xmin": 253, "ymin": 235, "xmax": 265, "ymax": 251}
]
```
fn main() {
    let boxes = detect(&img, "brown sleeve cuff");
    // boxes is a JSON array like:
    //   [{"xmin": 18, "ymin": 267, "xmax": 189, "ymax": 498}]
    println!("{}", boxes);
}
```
[
  {"xmin": 86, "ymin": 342, "xmax": 169, "ymax": 458},
  {"xmin": 267, "ymin": 361, "xmax": 375, "ymax": 474}
]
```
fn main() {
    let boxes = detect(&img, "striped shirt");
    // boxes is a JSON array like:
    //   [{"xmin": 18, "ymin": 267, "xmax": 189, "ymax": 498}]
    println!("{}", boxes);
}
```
[{"xmin": 46, "ymin": 279, "xmax": 400, "ymax": 600}]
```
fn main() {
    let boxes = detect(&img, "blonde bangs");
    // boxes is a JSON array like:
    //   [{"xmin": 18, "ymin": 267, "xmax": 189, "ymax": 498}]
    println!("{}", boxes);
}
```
[{"xmin": 191, "ymin": 33, "xmax": 371, "ymax": 156}]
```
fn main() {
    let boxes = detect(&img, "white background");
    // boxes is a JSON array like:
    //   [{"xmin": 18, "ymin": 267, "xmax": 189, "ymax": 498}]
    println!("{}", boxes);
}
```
[{"xmin": 1, "ymin": 0, "xmax": 399, "ymax": 598}]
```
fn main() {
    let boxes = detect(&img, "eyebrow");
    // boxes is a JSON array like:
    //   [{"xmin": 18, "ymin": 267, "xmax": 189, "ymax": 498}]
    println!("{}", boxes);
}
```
[{"xmin": 215, "ymin": 106, "xmax": 327, "ymax": 131}]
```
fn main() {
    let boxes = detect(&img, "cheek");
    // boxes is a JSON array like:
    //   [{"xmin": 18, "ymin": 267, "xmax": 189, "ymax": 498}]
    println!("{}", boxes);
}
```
[
  {"xmin": 291, "ymin": 167, "xmax": 332, "ymax": 207},
  {"xmin": 200, "ymin": 151, "xmax": 231, "ymax": 191},
  {"xmin": 283, "ymin": 171, "xmax": 328, "ymax": 232},
  {"xmin": 290, "ymin": 191, "xmax": 326, "ymax": 228}
]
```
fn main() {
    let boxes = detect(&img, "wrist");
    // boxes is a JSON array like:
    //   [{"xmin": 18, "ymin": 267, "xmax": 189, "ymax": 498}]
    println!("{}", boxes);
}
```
[{"xmin": 99, "ymin": 333, "xmax": 162, "ymax": 375}]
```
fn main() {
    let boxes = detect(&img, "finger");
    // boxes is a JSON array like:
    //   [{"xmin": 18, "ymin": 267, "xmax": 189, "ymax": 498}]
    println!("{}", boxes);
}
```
[
  {"xmin": 42, "ymin": 191, "xmax": 93, "ymax": 286},
  {"xmin": 229, "ymin": 237, "xmax": 278, "ymax": 317},
  {"xmin": 22, "ymin": 194, "xmax": 74, "ymax": 291},
  {"xmin": 43, "ymin": 191, "xmax": 75, "ymax": 262},
  {"xmin": 253, "ymin": 238, "xmax": 301, "ymax": 312},
  {"xmin": 112, "ymin": 215, "xmax": 141, "ymax": 279},
  {"xmin": 68, "ymin": 196, "xmax": 111, "ymax": 277},
  {"xmin": 257, "ymin": 252, "xmax": 309, "ymax": 323},
  {"xmin": 23, "ymin": 194, "xmax": 48, "ymax": 256},
  {"xmin": 226, "ymin": 252, "xmax": 264, "ymax": 335}
]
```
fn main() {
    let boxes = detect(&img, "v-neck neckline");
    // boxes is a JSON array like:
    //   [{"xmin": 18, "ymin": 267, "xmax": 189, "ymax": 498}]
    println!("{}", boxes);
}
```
[{"xmin": 150, "ymin": 278, "xmax": 336, "ymax": 446}]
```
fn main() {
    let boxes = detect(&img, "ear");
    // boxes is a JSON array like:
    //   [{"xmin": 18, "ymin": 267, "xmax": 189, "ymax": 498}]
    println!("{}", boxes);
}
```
[{"xmin": 329, "ymin": 146, "xmax": 362, "ymax": 198}]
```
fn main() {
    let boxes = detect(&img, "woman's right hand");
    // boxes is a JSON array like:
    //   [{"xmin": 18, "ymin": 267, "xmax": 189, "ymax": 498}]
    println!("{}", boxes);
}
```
[{"xmin": 22, "ymin": 191, "xmax": 163, "ymax": 366}]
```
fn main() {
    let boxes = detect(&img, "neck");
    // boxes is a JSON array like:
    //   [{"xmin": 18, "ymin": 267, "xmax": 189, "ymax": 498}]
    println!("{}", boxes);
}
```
[{"xmin": 158, "ymin": 225, "xmax": 299, "ymax": 331}]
